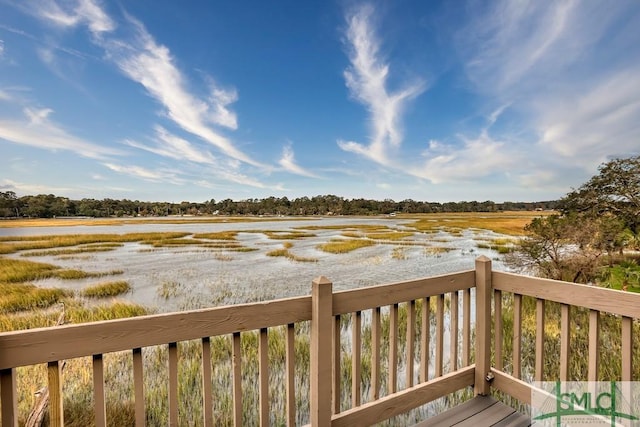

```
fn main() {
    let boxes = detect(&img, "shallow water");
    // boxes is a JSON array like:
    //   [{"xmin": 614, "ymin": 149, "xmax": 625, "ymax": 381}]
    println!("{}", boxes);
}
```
[{"xmin": 3, "ymin": 217, "xmax": 513, "ymax": 312}]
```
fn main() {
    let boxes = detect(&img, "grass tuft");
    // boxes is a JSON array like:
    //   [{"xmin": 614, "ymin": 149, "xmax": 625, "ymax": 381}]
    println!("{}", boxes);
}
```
[
  {"xmin": 317, "ymin": 238, "xmax": 375, "ymax": 254},
  {"xmin": 0, "ymin": 283, "xmax": 72, "ymax": 313},
  {"xmin": 81, "ymin": 281, "xmax": 131, "ymax": 298}
]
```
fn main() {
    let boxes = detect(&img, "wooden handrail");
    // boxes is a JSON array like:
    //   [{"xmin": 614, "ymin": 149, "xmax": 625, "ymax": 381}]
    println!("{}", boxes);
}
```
[
  {"xmin": 493, "ymin": 271, "xmax": 640, "ymax": 317},
  {"xmin": 0, "ymin": 296, "xmax": 312, "ymax": 370}
]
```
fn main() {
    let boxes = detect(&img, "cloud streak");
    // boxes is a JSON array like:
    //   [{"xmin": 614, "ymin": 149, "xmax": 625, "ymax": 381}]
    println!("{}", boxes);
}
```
[
  {"xmin": 32, "ymin": 0, "xmax": 115, "ymax": 36},
  {"xmin": 103, "ymin": 16, "xmax": 263, "ymax": 167},
  {"xmin": 338, "ymin": 4, "xmax": 425, "ymax": 164},
  {"xmin": 30, "ymin": 0, "xmax": 264, "ymax": 169},
  {"xmin": 0, "ymin": 106, "xmax": 122, "ymax": 159},
  {"xmin": 124, "ymin": 126, "xmax": 217, "ymax": 165},
  {"xmin": 457, "ymin": 0, "xmax": 640, "ymax": 173},
  {"xmin": 278, "ymin": 143, "xmax": 320, "ymax": 178}
]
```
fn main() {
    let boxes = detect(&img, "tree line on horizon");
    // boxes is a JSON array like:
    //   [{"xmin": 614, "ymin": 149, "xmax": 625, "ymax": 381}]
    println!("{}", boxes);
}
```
[{"xmin": 0, "ymin": 192, "xmax": 559, "ymax": 219}]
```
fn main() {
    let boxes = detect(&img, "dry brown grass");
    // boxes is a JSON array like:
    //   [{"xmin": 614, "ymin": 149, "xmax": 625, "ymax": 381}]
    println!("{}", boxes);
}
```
[{"xmin": 406, "ymin": 211, "xmax": 554, "ymax": 236}]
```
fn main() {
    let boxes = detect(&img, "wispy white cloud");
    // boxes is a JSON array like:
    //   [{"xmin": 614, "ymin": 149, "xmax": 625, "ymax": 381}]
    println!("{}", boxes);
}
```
[
  {"xmin": 460, "ymin": 1, "xmax": 582, "ymax": 95},
  {"xmin": 103, "ymin": 162, "xmax": 179, "ymax": 183},
  {"xmin": 32, "ymin": 0, "xmax": 115, "ymax": 36},
  {"xmin": 457, "ymin": 0, "xmax": 640, "ymax": 176},
  {"xmin": 338, "ymin": 3, "xmax": 425, "ymax": 164},
  {"xmin": 412, "ymin": 130, "xmax": 516, "ymax": 184},
  {"xmin": 535, "ymin": 67, "xmax": 640, "ymax": 167},
  {"xmin": 0, "ymin": 107, "xmax": 122, "ymax": 159},
  {"xmin": 0, "ymin": 40, "xmax": 4, "ymax": 58},
  {"xmin": 28, "ymin": 1, "xmax": 265, "ymax": 171},
  {"xmin": 124, "ymin": 126, "xmax": 217, "ymax": 165},
  {"xmin": 103, "ymin": 15, "xmax": 262, "ymax": 167},
  {"xmin": 278, "ymin": 143, "xmax": 320, "ymax": 178}
]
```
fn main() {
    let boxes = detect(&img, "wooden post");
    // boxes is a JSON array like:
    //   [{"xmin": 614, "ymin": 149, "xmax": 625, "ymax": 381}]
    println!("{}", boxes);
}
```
[
  {"xmin": 132, "ymin": 348, "xmax": 145, "ymax": 427},
  {"xmin": 93, "ymin": 354, "xmax": 107, "ymax": 427},
  {"xmin": 48, "ymin": 361, "xmax": 64, "ymax": 427},
  {"xmin": 311, "ymin": 276, "xmax": 333, "ymax": 426},
  {"xmin": 1, "ymin": 368, "xmax": 17, "ymax": 427},
  {"xmin": 474, "ymin": 256, "xmax": 492, "ymax": 395}
]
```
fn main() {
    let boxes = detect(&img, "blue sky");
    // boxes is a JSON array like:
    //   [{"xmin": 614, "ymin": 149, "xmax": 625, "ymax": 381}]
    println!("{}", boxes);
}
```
[{"xmin": 1, "ymin": 1, "xmax": 639, "ymax": 203}]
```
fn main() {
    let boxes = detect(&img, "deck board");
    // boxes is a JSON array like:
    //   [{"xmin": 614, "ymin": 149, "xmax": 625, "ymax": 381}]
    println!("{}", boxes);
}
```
[{"xmin": 414, "ymin": 396, "xmax": 533, "ymax": 427}]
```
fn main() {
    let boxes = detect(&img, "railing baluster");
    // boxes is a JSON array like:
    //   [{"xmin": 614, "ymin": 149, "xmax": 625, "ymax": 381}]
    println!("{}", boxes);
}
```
[
  {"xmin": 621, "ymin": 316, "xmax": 632, "ymax": 382},
  {"xmin": 435, "ymin": 294, "xmax": 444, "ymax": 377},
  {"xmin": 389, "ymin": 303, "xmax": 398, "ymax": 394},
  {"xmin": 371, "ymin": 307, "xmax": 381, "ymax": 401},
  {"xmin": 420, "ymin": 297, "xmax": 430, "ymax": 382},
  {"xmin": 406, "ymin": 300, "xmax": 415, "ymax": 388},
  {"xmin": 462, "ymin": 289, "xmax": 471, "ymax": 367},
  {"xmin": 168, "ymin": 342, "xmax": 178, "ymax": 426},
  {"xmin": 494, "ymin": 290, "xmax": 503, "ymax": 371},
  {"xmin": 93, "ymin": 354, "xmax": 107, "ymax": 427},
  {"xmin": 333, "ymin": 314, "xmax": 341, "ymax": 414},
  {"xmin": 0, "ymin": 368, "xmax": 17, "ymax": 427},
  {"xmin": 588, "ymin": 310, "xmax": 600, "ymax": 382},
  {"xmin": 232, "ymin": 332, "xmax": 242, "ymax": 427},
  {"xmin": 132, "ymin": 347, "xmax": 145, "ymax": 426},
  {"xmin": 535, "ymin": 299, "xmax": 545, "ymax": 382},
  {"xmin": 201, "ymin": 338, "xmax": 213, "ymax": 427},
  {"xmin": 48, "ymin": 361, "xmax": 64, "ymax": 427},
  {"xmin": 286, "ymin": 323, "xmax": 296, "ymax": 427},
  {"xmin": 513, "ymin": 294, "xmax": 522, "ymax": 379},
  {"xmin": 560, "ymin": 304, "xmax": 571, "ymax": 381},
  {"xmin": 259, "ymin": 328, "xmax": 269, "ymax": 426},
  {"xmin": 450, "ymin": 291, "xmax": 459, "ymax": 372},
  {"xmin": 352, "ymin": 311, "xmax": 361, "ymax": 407}
]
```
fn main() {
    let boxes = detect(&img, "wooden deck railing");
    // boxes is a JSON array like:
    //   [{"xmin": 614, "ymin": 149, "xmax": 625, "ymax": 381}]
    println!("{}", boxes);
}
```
[
  {"xmin": 1, "ymin": 256, "xmax": 639, "ymax": 426},
  {"xmin": 489, "ymin": 268, "xmax": 640, "ymax": 404}
]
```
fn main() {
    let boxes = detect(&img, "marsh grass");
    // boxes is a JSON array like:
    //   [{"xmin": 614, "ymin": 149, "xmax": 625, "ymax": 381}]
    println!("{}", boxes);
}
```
[
  {"xmin": 0, "ymin": 257, "xmax": 120, "ymax": 283},
  {"xmin": 298, "ymin": 224, "xmax": 389, "ymax": 231},
  {"xmin": 81, "ymin": 281, "xmax": 131, "ymax": 298},
  {"xmin": 147, "ymin": 238, "xmax": 209, "ymax": 247},
  {"xmin": 317, "ymin": 238, "xmax": 376, "ymax": 254},
  {"xmin": 0, "ymin": 232, "xmax": 191, "ymax": 255},
  {"xmin": 424, "ymin": 247, "xmax": 454, "ymax": 256},
  {"xmin": 408, "ymin": 212, "xmax": 552, "ymax": 236},
  {"xmin": 157, "ymin": 281, "xmax": 184, "ymax": 300},
  {"xmin": 340, "ymin": 230, "xmax": 414, "ymax": 241},
  {"xmin": 20, "ymin": 244, "xmax": 123, "ymax": 257},
  {"xmin": 261, "ymin": 231, "xmax": 316, "ymax": 240},
  {"xmin": 475, "ymin": 237, "xmax": 518, "ymax": 254},
  {"xmin": 391, "ymin": 247, "xmax": 407, "ymax": 260},
  {"xmin": 0, "ymin": 283, "xmax": 71, "ymax": 313},
  {"xmin": 266, "ymin": 242, "xmax": 318, "ymax": 262},
  {"xmin": 193, "ymin": 231, "xmax": 238, "ymax": 240}
]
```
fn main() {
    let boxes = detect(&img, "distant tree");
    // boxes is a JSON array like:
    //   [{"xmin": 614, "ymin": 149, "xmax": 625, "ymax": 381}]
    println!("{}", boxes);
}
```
[
  {"xmin": 0, "ymin": 191, "xmax": 18, "ymax": 217},
  {"xmin": 560, "ymin": 155, "xmax": 640, "ymax": 233},
  {"xmin": 512, "ymin": 214, "xmax": 603, "ymax": 283}
]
